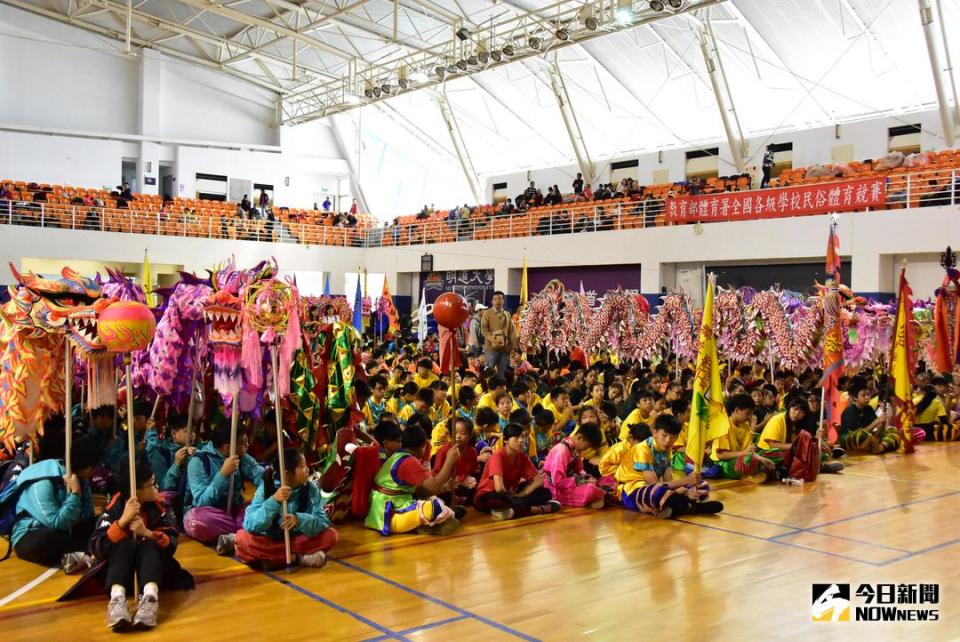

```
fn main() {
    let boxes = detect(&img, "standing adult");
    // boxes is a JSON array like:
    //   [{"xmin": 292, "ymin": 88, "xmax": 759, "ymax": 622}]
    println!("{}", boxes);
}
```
[
  {"xmin": 761, "ymin": 145, "xmax": 775, "ymax": 188},
  {"xmin": 572, "ymin": 173, "xmax": 584, "ymax": 196},
  {"xmin": 480, "ymin": 291, "xmax": 517, "ymax": 376}
]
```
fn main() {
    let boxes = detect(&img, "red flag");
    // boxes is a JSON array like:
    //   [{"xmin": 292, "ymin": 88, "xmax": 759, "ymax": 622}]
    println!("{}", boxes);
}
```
[
  {"xmin": 438, "ymin": 325, "xmax": 462, "ymax": 374},
  {"xmin": 819, "ymin": 223, "xmax": 845, "ymax": 443}
]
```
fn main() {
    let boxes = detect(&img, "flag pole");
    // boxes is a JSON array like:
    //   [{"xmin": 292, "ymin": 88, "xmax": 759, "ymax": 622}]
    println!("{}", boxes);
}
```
[
  {"xmin": 271, "ymin": 343, "xmax": 293, "ymax": 569},
  {"xmin": 64, "ymin": 340, "xmax": 73, "ymax": 477}
]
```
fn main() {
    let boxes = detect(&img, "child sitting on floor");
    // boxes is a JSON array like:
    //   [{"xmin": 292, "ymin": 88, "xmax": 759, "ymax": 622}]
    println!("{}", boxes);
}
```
[
  {"xmin": 711, "ymin": 394, "xmax": 777, "ymax": 483},
  {"xmin": 432, "ymin": 417, "xmax": 479, "ymax": 505},
  {"xmin": 474, "ymin": 423, "xmax": 558, "ymax": 520},
  {"xmin": 230, "ymin": 448, "xmax": 338, "ymax": 569},
  {"xmin": 475, "ymin": 406, "xmax": 502, "ymax": 464},
  {"xmin": 144, "ymin": 413, "xmax": 194, "ymax": 506},
  {"xmin": 91, "ymin": 459, "xmax": 191, "ymax": 631},
  {"xmin": 182, "ymin": 425, "xmax": 264, "ymax": 544},
  {"xmin": 626, "ymin": 414, "xmax": 723, "ymax": 519},
  {"xmin": 598, "ymin": 421, "xmax": 650, "ymax": 505},
  {"xmin": 542, "ymin": 422, "xmax": 607, "ymax": 509},
  {"xmin": 364, "ymin": 425, "xmax": 462, "ymax": 536}
]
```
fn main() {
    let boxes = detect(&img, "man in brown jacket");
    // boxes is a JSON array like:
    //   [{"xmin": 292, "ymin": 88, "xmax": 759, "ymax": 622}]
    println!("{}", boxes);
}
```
[{"xmin": 480, "ymin": 290, "xmax": 517, "ymax": 376}]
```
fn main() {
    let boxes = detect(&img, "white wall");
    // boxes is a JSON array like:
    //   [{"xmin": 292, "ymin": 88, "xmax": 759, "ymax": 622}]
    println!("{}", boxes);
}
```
[
  {"xmin": 487, "ymin": 108, "xmax": 950, "ymax": 200},
  {"xmin": 0, "ymin": 130, "xmax": 138, "ymax": 190}
]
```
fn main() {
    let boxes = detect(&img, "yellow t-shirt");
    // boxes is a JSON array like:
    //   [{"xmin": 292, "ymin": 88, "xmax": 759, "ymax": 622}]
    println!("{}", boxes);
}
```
[
  {"xmin": 430, "ymin": 421, "xmax": 451, "ymax": 456},
  {"xmin": 711, "ymin": 421, "xmax": 754, "ymax": 462},
  {"xmin": 363, "ymin": 398, "xmax": 388, "ymax": 426},
  {"xmin": 757, "ymin": 412, "xmax": 789, "ymax": 449},
  {"xmin": 914, "ymin": 395, "xmax": 947, "ymax": 425},
  {"xmin": 619, "ymin": 408, "xmax": 656, "ymax": 441},
  {"xmin": 414, "ymin": 373, "xmax": 438, "ymax": 390},
  {"xmin": 430, "ymin": 400, "xmax": 451, "ymax": 424},
  {"xmin": 542, "ymin": 399, "xmax": 572, "ymax": 429},
  {"xmin": 398, "ymin": 404, "xmax": 423, "ymax": 424},
  {"xmin": 632, "ymin": 437, "xmax": 672, "ymax": 485},
  {"xmin": 478, "ymin": 391, "xmax": 501, "ymax": 410},
  {"xmin": 598, "ymin": 440, "xmax": 646, "ymax": 495}
]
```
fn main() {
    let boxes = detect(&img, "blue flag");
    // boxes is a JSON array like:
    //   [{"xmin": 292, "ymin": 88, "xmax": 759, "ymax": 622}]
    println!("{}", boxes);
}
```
[
  {"xmin": 352, "ymin": 277, "xmax": 363, "ymax": 331},
  {"xmin": 323, "ymin": 272, "xmax": 331, "ymax": 296}
]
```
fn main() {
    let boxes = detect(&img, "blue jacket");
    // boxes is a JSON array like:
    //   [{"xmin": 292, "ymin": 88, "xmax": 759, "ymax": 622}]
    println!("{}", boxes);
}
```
[
  {"xmin": 185, "ymin": 442, "xmax": 263, "ymax": 512},
  {"xmin": 11, "ymin": 459, "xmax": 93, "ymax": 547},
  {"xmin": 144, "ymin": 428, "xmax": 184, "ymax": 491},
  {"xmin": 242, "ymin": 478, "xmax": 329, "ymax": 540}
]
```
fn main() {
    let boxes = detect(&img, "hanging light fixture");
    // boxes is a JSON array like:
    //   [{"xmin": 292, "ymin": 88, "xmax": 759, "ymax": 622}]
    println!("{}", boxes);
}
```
[{"xmin": 556, "ymin": 28, "xmax": 569, "ymax": 41}]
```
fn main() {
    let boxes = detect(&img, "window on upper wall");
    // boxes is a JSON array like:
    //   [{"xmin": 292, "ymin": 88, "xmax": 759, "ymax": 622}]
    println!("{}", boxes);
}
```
[
  {"xmin": 195, "ymin": 173, "xmax": 227, "ymax": 201},
  {"xmin": 685, "ymin": 148, "xmax": 720, "ymax": 180},
  {"xmin": 768, "ymin": 142, "xmax": 793, "ymax": 179},
  {"xmin": 491, "ymin": 182, "xmax": 508, "ymax": 204},
  {"xmin": 888, "ymin": 124, "xmax": 922, "ymax": 154},
  {"xmin": 610, "ymin": 159, "xmax": 639, "ymax": 187}
]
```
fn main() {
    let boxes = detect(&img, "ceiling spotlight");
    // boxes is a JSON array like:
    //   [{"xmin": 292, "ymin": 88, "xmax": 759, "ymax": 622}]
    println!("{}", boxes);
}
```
[
  {"xmin": 456, "ymin": 60, "xmax": 468, "ymax": 71},
  {"xmin": 398, "ymin": 78, "xmax": 410, "ymax": 90},
  {"xmin": 447, "ymin": 64, "xmax": 458, "ymax": 74},
  {"xmin": 381, "ymin": 83, "xmax": 392, "ymax": 95},
  {"xmin": 373, "ymin": 87, "xmax": 382, "ymax": 98},
  {"xmin": 556, "ymin": 28, "xmax": 569, "ymax": 41},
  {"xmin": 668, "ymin": 0, "xmax": 683, "ymax": 7},
  {"xmin": 455, "ymin": 27, "xmax": 470, "ymax": 41},
  {"xmin": 490, "ymin": 50, "xmax": 502, "ymax": 62},
  {"xmin": 649, "ymin": 0, "xmax": 664, "ymax": 10},
  {"xmin": 502, "ymin": 44, "xmax": 515, "ymax": 57},
  {"xmin": 478, "ymin": 51, "xmax": 490, "ymax": 64},
  {"xmin": 584, "ymin": 16, "xmax": 599, "ymax": 30},
  {"xmin": 434, "ymin": 65, "xmax": 446, "ymax": 78},
  {"xmin": 467, "ymin": 54, "xmax": 479, "ymax": 66},
  {"xmin": 363, "ymin": 87, "xmax": 374, "ymax": 99},
  {"xmin": 528, "ymin": 36, "xmax": 541, "ymax": 50}
]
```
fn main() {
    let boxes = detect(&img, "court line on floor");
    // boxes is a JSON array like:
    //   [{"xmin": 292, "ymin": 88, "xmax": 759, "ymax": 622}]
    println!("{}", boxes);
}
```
[
  {"xmin": 260, "ymin": 568, "xmax": 411, "ymax": 641},
  {"xmin": 794, "ymin": 490, "xmax": 960, "ymax": 532},
  {"xmin": 362, "ymin": 614, "xmax": 472, "ymax": 642},
  {"xmin": 880, "ymin": 537, "xmax": 960, "ymax": 567},
  {"xmin": 0, "ymin": 568, "xmax": 58, "ymax": 608},
  {"xmin": 333, "ymin": 558, "xmax": 541, "ymax": 642},
  {"xmin": 774, "ymin": 530, "xmax": 912, "ymax": 554},
  {"xmin": 672, "ymin": 517, "xmax": 885, "ymax": 566},
  {"xmin": 839, "ymin": 469, "xmax": 960, "ymax": 491}
]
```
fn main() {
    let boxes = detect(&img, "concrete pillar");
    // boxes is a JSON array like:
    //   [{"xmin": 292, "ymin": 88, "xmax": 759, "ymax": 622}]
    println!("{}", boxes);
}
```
[{"xmin": 138, "ymin": 49, "xmax": 162, "ymax": 195}]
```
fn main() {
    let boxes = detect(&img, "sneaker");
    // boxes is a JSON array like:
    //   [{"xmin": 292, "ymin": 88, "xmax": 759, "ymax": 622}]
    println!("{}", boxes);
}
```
[
  {"xmin": 417, "ymin": 517, "xmax": 460, "ymax": 536},
  {"xmin": 452, "ymin": 505, "xmax": 467, "ymax": 520},
  {"xmin": 489, "ymin": 507, "xmax": 515, "ymax": 521},
  {"xmin": 131, "ymin": 595, "xmax": 158, "ymax": 630},
  {"xmin": 106, "ymin": 595, "xmax": 131, "ymax": 631},
  {"xmin": 543, "ymin": 500, "xmax": 561, "ymax": 514},
  {"xmin": 832, "ymin": 447, "xmax": 846, "ymax": 459},
  {"xmin": 821, "ymin": 461, "xmax": 844, "ymax": 474},
  {"xmin": 61, "ymin": 551, "xmax": 94, "ymax": 575},
  {"xmin": 216, "ymin": 533, "xmax": 236, "ymax": 557},
  {"xmin": 692, "ymin": 500, "xmax": 724, "ymax": 515},
  {"xmin": 297, "ymin": 551, "xmax": 328, "ymax": 569}
]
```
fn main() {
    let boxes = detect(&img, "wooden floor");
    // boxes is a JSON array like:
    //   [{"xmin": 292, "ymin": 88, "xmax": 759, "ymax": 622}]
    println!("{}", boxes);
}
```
[{"xmin": 3, "ymin": 443, "xmax": 960, "ymax": 641}]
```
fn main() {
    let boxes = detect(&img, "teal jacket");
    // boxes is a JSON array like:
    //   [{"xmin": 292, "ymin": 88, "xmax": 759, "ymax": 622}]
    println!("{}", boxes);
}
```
[
  {"xmin": 144, "ymin": 428, "xmax": 184, "ymax": 491},
  {"xmin": 11, "ymin": 459, "xmax": 93, "ymax": 547},
  {"xmin": 185, "ymin": 442, "xmax": 263, "ymax": 512},
  {"xmin": 242, "ymin": 478, "xmax": 330, "ymax": 540}
]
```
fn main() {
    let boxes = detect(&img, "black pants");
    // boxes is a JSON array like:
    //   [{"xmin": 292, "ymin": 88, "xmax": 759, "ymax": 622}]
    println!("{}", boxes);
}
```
[
  {"xmin": 761, "ymin": 166, "xmax": 771, "ymax": 188},
  {"xmin": 15, "ymin": 521, "xmax": 94, "ymax": 567},
  {"xmin": 475, "ymin": 486, "xmax": 552, "ymax": 517},
  {"xmin": 104, "ymin": 538, "xmax": 167, "ymax": 595}
]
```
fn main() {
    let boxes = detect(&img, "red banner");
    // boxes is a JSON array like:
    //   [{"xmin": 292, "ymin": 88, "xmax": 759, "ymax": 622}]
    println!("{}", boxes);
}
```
[{"xmin": 665, "ymin": 177, "xmax": 886, "ymax": 223}]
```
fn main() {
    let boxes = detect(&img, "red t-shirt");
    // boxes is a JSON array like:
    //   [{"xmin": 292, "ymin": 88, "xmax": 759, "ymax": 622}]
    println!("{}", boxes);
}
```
[
  {"xmin": 475, "ymin": 448, "xmax": 538, "ymax": 496},
  {"xmin": 395, "ymin": 453, "xmax": 431, "ymax": 488},
  {"xmin": 431, "ymin": 443, "xmax": 478, "ymax": 480}
]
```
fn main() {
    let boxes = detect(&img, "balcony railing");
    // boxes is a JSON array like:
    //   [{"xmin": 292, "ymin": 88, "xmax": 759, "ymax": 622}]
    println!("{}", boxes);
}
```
[{"xmin": 2, "ymin": 167, "xmax": 957, "ymax": 249}]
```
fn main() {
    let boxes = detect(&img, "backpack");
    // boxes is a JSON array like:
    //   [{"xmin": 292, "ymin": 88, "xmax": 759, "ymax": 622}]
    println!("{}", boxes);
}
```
[
  {"xmin": 779, "ymin": 430, "xmax": 820, "ymax": 483},
  {"xmin": 0, "ymin": 454, "xmax": 63, "ymax": 560}
]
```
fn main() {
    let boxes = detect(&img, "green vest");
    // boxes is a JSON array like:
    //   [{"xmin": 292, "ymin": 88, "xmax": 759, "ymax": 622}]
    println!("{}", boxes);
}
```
[{"xmin": 364, "ymin": 451, "xmax": 417, "ymax": 535}]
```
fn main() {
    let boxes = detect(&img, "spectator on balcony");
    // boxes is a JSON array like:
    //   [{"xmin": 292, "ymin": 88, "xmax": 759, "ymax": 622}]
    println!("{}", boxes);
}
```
[
  {"xmin": 524, "ymin": 181, "xmax": 538, "ymax": 202},
  {"xmin": 322, "ymin": 197, "xmax": 332, "ymax": 212},
  {"xmin": 573, "ymin": 173, "xmax": 584, "ymax": 196},
  {"xmin": 350, "ymin": 199, "xmax": 358, "ymax": 216},
  {"xmin": 120, "ymin": 182, "xmax": 133, "ymax": 200},
  {"xmin": 761, "ymin": 146, "xmax": 774, "ymax": 188},
  {"xmin": 258, "ymin": 189, "xmax": 270, "ymax": 210},
  {"xmin": 583, "ymin": 183, "xmax": 594, "ymax": 201},
  {"xmin": 240, "ymin": 194, "xmax": 251, "ymax": 213},
  {"xmin": 0, "ymin": 183, "xmax": 13, "ymax": 202},
  {"xmin": 501, "ymin": 199, "xmax": 515, "ymax": 215}
]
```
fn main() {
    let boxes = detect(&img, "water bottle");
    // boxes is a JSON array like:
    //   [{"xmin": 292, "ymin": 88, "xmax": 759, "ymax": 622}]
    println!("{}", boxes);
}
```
[{"xmin": 781, "ymin": 477, "xmax": 804, "ymax": 486}]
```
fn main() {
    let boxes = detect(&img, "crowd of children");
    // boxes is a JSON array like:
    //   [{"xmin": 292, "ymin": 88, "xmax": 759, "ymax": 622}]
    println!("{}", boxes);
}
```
[{"xmin": 3, "ymin": 342, "xmax": 952, "ymax": 632}]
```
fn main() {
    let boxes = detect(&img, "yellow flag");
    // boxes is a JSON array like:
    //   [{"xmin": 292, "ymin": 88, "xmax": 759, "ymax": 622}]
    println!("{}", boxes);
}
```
[
  {"xmin": 889, "ymin": 268, "xmax": 916, "ymax": 454},
  {"xmin": 142, "ymin": 250, "xmax": 154, "ymax": 307},
  {"xmin": 687, "ymin": 274, "xmax": 729, "ymax": 473},
  {"xmin": 520, "ymin": 255, "xmax": 528, "ymax": 308}
]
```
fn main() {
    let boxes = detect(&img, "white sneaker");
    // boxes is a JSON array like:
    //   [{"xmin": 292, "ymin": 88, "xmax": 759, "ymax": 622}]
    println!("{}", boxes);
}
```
[
  {"xmin": 490, "ymin": 507, "xmax": 515, "ymax": 521},
  {"xmin": 297, "ymin": 551, "xmax": 328, "ymax": 568},
  {"xmin": 61, "ymin": 551, "xmax": 94, "ymax": 574},
  {"xmin": 215, "ymin": 533, "xmax": 236, "ymax": 556},
  {"xmin": 106, "ymin": 595, "xmax": 131, "ymax": 631},
  {"xmin": 132, "ymin": 595, "xmax": 158, "ymax": 630}
]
